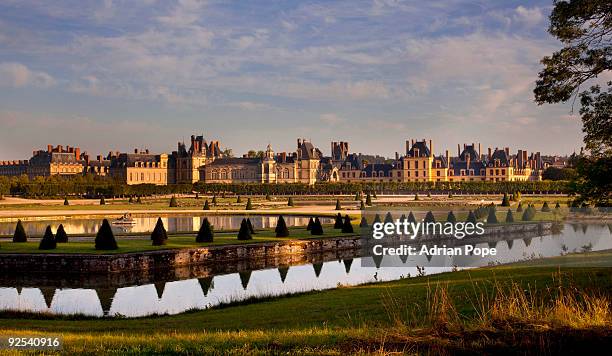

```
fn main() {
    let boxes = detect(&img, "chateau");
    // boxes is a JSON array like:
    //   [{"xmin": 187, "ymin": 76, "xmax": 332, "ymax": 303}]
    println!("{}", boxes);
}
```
[{"xmin": 0, "ymin": 135, "xmax": 547, "ymax": 184}]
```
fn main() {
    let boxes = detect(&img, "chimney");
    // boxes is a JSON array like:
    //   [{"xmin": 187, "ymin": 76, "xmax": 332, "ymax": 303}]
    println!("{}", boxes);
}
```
[
  {"xmin": 457, "ymin": 144, "xmax": 460, "ymax": 157},
  {"xmin": 445, "ymin": 150, "xmax": 449, "ymax": 166},
  {"xmin": 405, "ymin": 140, "xmax": 410, "ymax": 155},
  {"xmin": 75, "ymin": 147, "xmax": 80, "ymax": 160},
  {"xmin": 47, "ymin": 144, "xmax": 52, "ymax": 153},
  {"xmin": 478, "ymin": 143, "xmax": 481, "ymax": 159},
  {"xmin": 488, "ymin": 147, "xmax": 492, "ymax": 158},
  {"xmin": 395, "ymin": 152, "xmax": 399, "ymax": 160},
  {"xmin": 504, "ymin": 147, "xmax": 509, "ymax": 156},
  {"xmin": 429, "ymin": 139, "xmax": 433, "ymax": 157}
]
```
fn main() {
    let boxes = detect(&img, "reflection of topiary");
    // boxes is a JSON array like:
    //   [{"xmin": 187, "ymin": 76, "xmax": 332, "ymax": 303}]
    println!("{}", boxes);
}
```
[
  {"xmin": 96, "ymin": 219, "xmax": 118, "ymax": 250},
  {"xmin": 13, "ymin": 220, "xmax": 28, "ymax": 242},
  {"xmin": 275, "ymin": 215, "xmax": 289, "ymax": 237},
  {"xmin": 506, "ymin": 210, "xmax": 514, "ymax": 223},
  {"xmin": 373, "ymin": 214, "xmax": 382, "ymax": 224},
  {"xmin": 384, "ymin": 212, "xmax": 393, "ymax": 223},
  {"xmin": 311, "ymin": 217, "xmax": 324, "ymax": 235},
  {"xmin": 55, "ymin": 224, "xmax": 68, "ymax": 243},
  {"xmin": 151, "ymin": 217, "xmax": 168, "ymax": 245},
  {"xmin": 237, "ymin": 219, "xmax": 252, "ymax": 240},
  {"xmin": 446, "ymin": 211, "xmax": 456, "ymax": 223},
  {"xmin": 407, "ymin": 212, "xmax": 416, "ymax": 224},
  {"xmin": 39, "ymin": 226, "xmax": 57, "ymax": 250},
  {"xmin": 342, "ymin": 215, "xmax": 353, "ymax": 233},
  {"xmin": 196, "ymin": 218, "xmax": 214, "ymax": 243},
  {"xmin": 334, "ymin": 213, "xmax": 343, "ymax": 229}
]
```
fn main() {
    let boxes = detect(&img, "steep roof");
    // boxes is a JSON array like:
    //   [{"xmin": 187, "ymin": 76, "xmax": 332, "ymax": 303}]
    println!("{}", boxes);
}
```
[
  {"xmin": 206, "ymin": 157, "xmax": 261, "ymax": 166},
  {"xmin": 407, "ymin": 141, "xmax": 431, "ymax": 157}
]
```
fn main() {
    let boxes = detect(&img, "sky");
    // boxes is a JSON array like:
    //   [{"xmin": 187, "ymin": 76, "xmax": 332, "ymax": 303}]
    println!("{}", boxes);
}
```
[{"xmin": 0, "ymin": 0, "xmax": 586, "ymax": 160}]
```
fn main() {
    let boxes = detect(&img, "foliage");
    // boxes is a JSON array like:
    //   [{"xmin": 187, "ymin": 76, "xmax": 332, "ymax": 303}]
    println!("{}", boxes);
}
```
[
  {"xmin": 542, "ymin": 201, "xmax": 551, "ymax": 212},
  {"xmin": 384, "ymin": 212, "xmax": 394, "ymax": 223},
  {"xmin": 466, "ymin": 210, "xmax": 477, "ymax": 224},
  {"xmin": 335, "ymin": 199, "xmax": 341, "ymax": 210},
  {"xmin": 506, "ymin": 210, "xmax": 515, "ymax": 223},
  {"xmin": 275, "ymin": 215, "xmax": 290, "ymax": 237},
  {"xmin": 446, "ymin": 211, "xmax": 456, "ymax": 223},
  {"xmin": 169, "ymin": 196, "xmax": 178, "ymax": 207},
  {"xmin": 237, "ymin": 219, "xmax": 252, "ymax": 240},
  {"xmin": 245, "ymin": 198, "xmax": 253, "ymax": 210},
  {"xmin": 360, "ymin": 200, "xmax": 365, "ymax": 210},
  {"xmin": 407, "ymin": 212, "xmax": 416, "ymax": 224},
  {"xmin": 236, "ymin": 196, "xmax": 242, "ymax": 204},
  {"xmin": 310, "ymin": 217, "xmax": 323, "ymax": 235},
  {"xmin": 501, "ymin": 193, "xmax": 510, "ymax": 207},
  {"xmin": 246, "ymin": 218, "xmax": 255, "ymax": 234},
  {"xmin": 151, "ymin": 218, "xmax": 168, "ymax": 245},
  {"xmin": 99, "ymin": 197, "xmax": 106, "ymax": 205},
  {"xmin": 196, "ymin": 218, "xmax": 214, "ymax": 243},
  {"xmin": 287, "ymin": 197, "xmax": 294, "ymax": 206},
  {"xmin": 487, "ymin": 206, "xmax": 499, "ymax": 224},
  {"xmin": 55, "ymin": 224, "xmax": 68, "ymax": 243},
  {"xmin": 63, "ymin": 197, "xmax": 69, "ymax": 206},
  {"xmin": 95, "ymin": 219, "xmax": 118, "ymax": 250},
  {"xmin": 203, "ymin": 200, "xmax": 210, "ymax": 210},
  {"xmin": 334, "ymin": 213, "xmax": 343, "ymax": 229},
  {"xmin": 516, "ymin": 202, "xmax": 524, "ymax": 213},
  {"xmin": 306, "ymin": 217, "xmax": 314, "ymax": 231},
  {"xmin": 365, "ymin": 192, "xmax": 372, "ymax": 206},
  {"xmin": 359, "ymin": 217, "xmax": 368, "ymax": 228},
  {"xmin": 13, "ymin": 219, "xmax": 28, "ymax": 242},
  {"xmin": 522, "ymin": 205, "xmax": 537, "ymax": 221},
  {"xmin": 542, "ymin": 167, "xmax": 577, "ymax": 181},
  {"xmin": 341, "ymin": 215, "xmax": 354, "ymax": 233},
  {"xmin": 38, "ymin": 225, "xmax": 57, "ymax": 250},
  {"xmin": 424, "ymin": 211, "xmax": 435, "ymax": 223}
]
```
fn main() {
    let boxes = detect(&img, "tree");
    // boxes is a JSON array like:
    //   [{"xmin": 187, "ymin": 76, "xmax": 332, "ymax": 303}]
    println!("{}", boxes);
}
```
[
  {"xmin": 288, "ymin": 197, "xmax": 294, "ymax": 206},
  {"xmin": 384, "ymin": 212, "xmax": 393, "ymax": 223},
  {"xmin": 506, "ymin": 210, "xmax": 515, "ymax": 223},
  {"xmin": 360, "ymin": 200, "xmax": 365, "ymax": 210},
  {"xmin": 151, "ymin": 217, "xmax": 168, "ymax": 245},
  {"xmin": 335, "ymin": 199, "xmax": 341, "ymax": 210},
  {"xmin": 517, "ymin": 202, "xmax": 524, "ymax": 213},
  {"xmin": 128, "ymin": 196, "xmax": 133, "ymax": 203},
  {"xmin": 542, "ymin": 167, "xmax": 577, "ymax": 181},
  {"xmin": 407, "ymin": 212, "xmax": 416, "ymax": 224},
  {"xmin": 96, "ymin": 219, "xmax": 118, "ymax": 250},
  {"xmin": 212, "ymin": 195, "xmax": 217, "ymax": 205},
  {"xmin": 534, "ymin": 0, "xmax": 611, "ymax": 205},
  {"xmin": 63, "ymin": 197, "xmax": 69, "ymax": 206},
  {"xmin": 522, "ymin": 205, "xmax": 536, "ymax": 221},
  {"xmin": 203, "ymin": 200, "xmax": 210, "ymax": 210},
  {"xmin": 246, "ymin": 218, "xmax": 256, "ymax": 234},
  {"xmin": 542, "ymin": 201, "xmax": 551, "ymax": 212},
  {"xmin": 342, "ymin": 215, "xmax": 354, "ymax": 233},
  {"xmin": 487, "ymin": 206, "xmax": 499, "ymax": 224},
  {"xmin": 236, "ymin": 195, "xmax": 242, "ymax": 204},
  {"xmin": 334, "ymin": 213, "xmax": 343, "ymax": 229},
  {"xmin": 39, "ymin": 225, "xmax": 56, "ymax": 250},
  {"xmin": 355, "ymin": 192, "xmax": 360, "ymax": 201},
  {"xmin": 265, "ymin": 193, "xmax": 271, "ymax": 201},
  {"xmin": 366, "ymin": 192, "xmax": 372, "ymax": 206},
  {"xmin": 424, "ymin": 211, "xmax": 435, "ymax": 223},
  {"xmin": 237, "ymin": 219, "xmax": 252, "ymax": 240},
  {"xmin": 13, "ymin": 219, "xmax": 28, "ymax": 242},
  {"xmin": 446, "ymin": 211, "xmax": 456, "ymax": 223},
  {"xmin": 245, "ymin": 198, "xmax": 253, "ymax": 210},
  {"xmin": 169, "ymin": 196, "xmax": 178, "ymax": 207},
  {"xmin": 100, "ymin": 197, "xmax": 106, "ymax": 205},
  {"xmin": 196, "ymin": 218, "xmax": 214, "ymax": 243},
  {"xmin": 306, "ymin": 217, "xmax": 314, "ymax": 231},
  {"xmin": 359, "ymin": 217, "xmax": 369, "ymax": 228},
  {"xmin": 55, "ymin": 224, "xmax": 68, "ymax": 243},
  {"xmin": 466, "ymin": 210, "xmax": 477, "ymax": 224},
  {"xmin": 501, "ymin": 193, "xmax": 510, "ymax": 207},
  {"xmin": 311, "ymin": 217, "xmax": 324, "ymax": 235},
  {"xmin": 275, "ymin": 215, "xmax": 289, "ymax": 237},
  {"xmin": 414, "ymin": 193, "xmax": 419, "ymax": 201}
]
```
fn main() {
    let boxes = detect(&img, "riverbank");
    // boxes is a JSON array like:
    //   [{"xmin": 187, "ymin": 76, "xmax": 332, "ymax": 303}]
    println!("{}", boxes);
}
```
[{"xmin": 1, "ymin": 250, "xmax": 610, "ymax": 354}]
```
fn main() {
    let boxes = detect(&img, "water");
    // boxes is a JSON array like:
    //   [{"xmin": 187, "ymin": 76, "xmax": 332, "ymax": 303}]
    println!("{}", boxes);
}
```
[
  {"xmin": 0, "ymin": 214, "xmax": 332, "ymax": 236},
  {"xmin": 0, "ymin": 223, "xmax": 610, "ymax": 318}
]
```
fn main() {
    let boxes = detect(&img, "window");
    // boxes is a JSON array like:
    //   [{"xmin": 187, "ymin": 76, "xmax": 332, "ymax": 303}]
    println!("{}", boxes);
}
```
[
  {"xmin": 501, "ymin": 169, "xmax": 505, "ymax": 175},
  {"xmin": 436, "ymin": 171, "xmax": 440, "ymax": 177},
  {"xmin": 415, "ymin": 171, "xmax": 419, "ymax": 177}
]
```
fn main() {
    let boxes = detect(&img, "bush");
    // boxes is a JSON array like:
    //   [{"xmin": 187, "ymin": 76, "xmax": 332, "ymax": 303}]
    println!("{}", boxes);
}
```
[
  {"xmin": 306, "ymin": 217, "xmax": 314, "ymax": 231},
  {"xmin": 212, "ymin": 195, "xmax": 217, "ymax": 205},
  {"xmin": 63, "ymin": 198, "xmax": 69, "ymax": 206},
  {"xmin": 341, "ymin": 215, "xmax": 354, "ymax": 233},
  {"xmin": 373, "ymin": 214, "xmax": 382, "ymax": 224},
  {"xmin": 487, "ymin": 206, "xmax": 499, "ymax": 224},
  {"xmin": 55, "ymin": 224, "xmax": 68, "ymax": 243},
  {"xmin": 151, "ymin": 217, "xmax": 168, "ymax": 245},
  {"xmin": 384, "ymin": 212, "xmax": 394, "ymax": 223},
  {"xmin": 501, "ymin": 193, "xmax": 510, "ymax": 206},
  {"xmin": 100, "ymin": 197, "xmax": 106, "ymax": 205},
  {"xmin": 39, "ymin": 226, "xmax": 56, "ymax": 250},
  {"xmin": 95, "ymin": 219, "xmax": 118, "ymax": 250},
  {"xmin": 311, "ymin": 217, "xmax": 324, "ymax": 235},
  {"xmin": 275, "ymin": 215, "xmax": 290, "ymax": 237},
  {"xmin": 334, "ymin": 213, "xmax": 343, "ymax": 229},
  {"xmin": 203, "ymin": 200, "xmax": 210, "ymax": 210},
  {"xmin": 237, "ymin": 219, "xmax": 252, "ymax": 240},
  {"xmin": 446, "ymin": 211, "xmax": 456, "ymax": 223},
  {"xmin": 360, "ymin": 200, "xmax": 365, "ymax": 210},
  {"xmin": 466, "ymin": 210, "xmax": 477, "ymax": 224},
  {"xmin": 169, "ymin": 196, "xmax": 178, "ymax": 207},
  {"xmin": 407, "ymin": 212, "xmax": 416, "ymax": 224},
  {"xmin": 196, "ymin": 218, "xmax": 214, "ymax": 243},
  {"xmin": 355, "ymin": 192, "xmax": 360, "ymax": 201},
  {"xmin": 245, "ymin": 198, "xmax": 253, "ymax": 210},
  {"xmin": 288, "ymin": 197, "xmax": 294, "ymax": 206},
  {"xmin": 414, "ymin": 193, "xmax": 419, "ymax": 201},
  {"xmin": 246, "ymin": 218, "xmax": 256, "ymax": 234},
  {"xmin": 366, "ymin": 192, "xmax": 372, "ymax": 206},
  {"xmin": 13, "ymin": 220, "xmax": 28, "ymax": 242},
  {"xmin": 359, "ymin": 217, "xmax": 368, "ymax": 228},
  {"xmin": 506, "ymin": 210, "xmax": 514, "ymax": 223},
  {"xmin": 236, "ymin": 196, "xmax": 242, "ymax": 204},
  {"xmin": 522, "ymin": 205, "xmax": 536, "ymax": 221},
  {"xmin": 555, "ymin": 202, "xmax": 561, "ymax": 209},
  {"xmin": 541, "ymin": 201, "xmax": 551, "ymax": 212},
  {"xmin": 265, "ymin": 193, "xmax": 271, "ymax": 201},
  {"xmin": 516, "ymin": 202, "xmax": 524, "ymax": 212},
  {"xmin": 335, "ymin": 199, "xmax": 341, "ymax": 210},
  {"xmin": 424, "ymin": 211, "xmax": 436, "ymax": 223}
]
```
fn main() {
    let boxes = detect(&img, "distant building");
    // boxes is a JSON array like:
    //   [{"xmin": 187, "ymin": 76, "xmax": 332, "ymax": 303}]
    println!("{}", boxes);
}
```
[
  {"xmin": 109, "ymin": 149, "xmax": 172, "ymax": 185},
  {"xmin": 27, "ymin": 145, "xmax": 84, "ymax": 178},
  {"xmin": 174, "ymin": 135, "xmax": 222, "ymax": 184}
]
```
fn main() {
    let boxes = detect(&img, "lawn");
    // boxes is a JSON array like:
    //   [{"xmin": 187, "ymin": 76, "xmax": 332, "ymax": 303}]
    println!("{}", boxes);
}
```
[{"xmin": 0, "ymin": 251, "xmax": 611, "ymax": 353}]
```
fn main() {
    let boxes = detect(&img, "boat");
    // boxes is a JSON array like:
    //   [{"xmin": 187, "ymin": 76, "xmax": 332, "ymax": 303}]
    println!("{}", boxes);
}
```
[{"xmin": 112, "ymin": 213, "xmax": 136, "ymax": 225}]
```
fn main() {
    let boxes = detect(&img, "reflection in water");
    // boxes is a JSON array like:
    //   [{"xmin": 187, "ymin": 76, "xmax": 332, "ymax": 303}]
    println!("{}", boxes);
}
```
[
  {"xmin": 0, "ymin": 224, "xmax": 610, "ymax": 318},
  {"xmin": 0, "ymin": 215, "xmax": 332, "ymax": 236}
]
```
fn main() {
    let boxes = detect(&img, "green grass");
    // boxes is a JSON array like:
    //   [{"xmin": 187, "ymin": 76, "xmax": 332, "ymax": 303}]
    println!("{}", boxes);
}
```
[{"xmin": 0, "ymin": 252, "xmax": 611, "ymax": 353}]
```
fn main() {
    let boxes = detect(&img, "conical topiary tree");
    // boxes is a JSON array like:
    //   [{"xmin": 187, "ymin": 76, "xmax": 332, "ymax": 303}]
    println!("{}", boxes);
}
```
[
  {"xmin": 366, "ymin": 192, "xmax": 372, "ymax": 206},
  {"xmin": 373, "ymin": 213, "xmax": 382, "ymax": 224},
  {"xmin": 342, "ymin": 215, "xmax": 354, "ymax": 233},
  {"xmin": 522, "ymin": 206, "xmax": 536, "ymax": 221},
  {"xmin": 466, "ymin": 210, "xmax": 477, "ymax": 224},
  {"xmin": 237, "ymin": 218, "xmax": 252, "ymax": 240},
  {"xmin": 414, "ymin": 193, "xmax": 419, "ymax": 201},
  {"xmin": 288, "ymin": 197, "xmax": 294, "ymax": 206},
  {"xmin": 335, "ymin": 199, "xmax": 341, "ymax": 210},
  {"xmin": 275, "ymin": 215, "xmax": 289, "ymax": 237},
  {"xmin": 515, "ymin": 191, "xmax": 522, "ymax": 201},
  {"xmin": 501, "ymin": 193, "xmax": 510, "ymax": 207},
  {"xmin": 407, "ymin": 212, "xmax": 416, "ymax": 224},
  {"xmin": 311, "ymin": 217, "xmax": 324, "ymax": 235},
  {"xmin": 55, "ymin": 224, "xmax": 68, "ymax": 243},
  {"xmin": 64, "ymin": 197, "xmax": 69, "ymax": 206},
  {"xmin": 506, "ymin": 210, "xmax": 514, "ymax": 223},
  {"xmin": 128, "ymin": 196, "xmax": 133, "ymax": 203},
  {"xmin": 360, "ymin": 200, "xmax": 365, "ymax": 210},
  {"xmin": 487, "ymin": 206, "xmax": 499, "ymax": 224},
  {"xmin": 100, "ymin": 197, "xmax": 106, "ymax": 205},
  {"xmin": 151, "ymin": 217, "xmax": 168, "ymax": 245},
  {"xmin": 169, "ymin": 196, "xmax": 178, "ymax": 207},
  {"xmin": 236, "ymin": 195, "xmax": 242, "ymax": 204},
  {"xmin": 541, "ymin": 202, "xmax": 551, "ymax": 212},
  {"xmin": 203, "ymin": 200, "xmax": 210, "ymax": 210},
  {"xmin": 555, "ymin": 202, "xmax": 561, "ymax": 209},
  {"xmin": 359, "ymin": 217, "xmax": 368, "ymax": 228},
  {"xmin": 39, "ymin": 226, "xmax": 57, "ymax": 250},
  {"xmin": 245, "ymin": 198, "xmax": 253, "ymax": 210},
  {"xmin": 196, "ymin": 218, "xmax": 214, "ymax": 243},
  {"xmin": 13, "ymin": 219, "xmax": 28, "ymax": 242},
  {"xmin": 427, "ymin": 191, "xmax": 432, "ymax": 198},
  {"xmin": 355, "ymin": 192, "xmax": 360, "ymax": 201},
  {"xmin": 265, "ymin": 193, "xmax": 271, "ymax": 201},
  {"xmin": 384, "ymin": 212, "xmax": 393, "ymax": 223},
  {"xmin": 306, "ymin": 217, "xmax": 314, "ymax": 231},
  {"xmin": 446, "ymin": 211, "xmax": 456, "ymax": 223},
  {"xmin": 516, "ymin": 202, "xmax": 524, "ymax": 212},
  {"xmin": 373, "ymin": 191, "xmax": 377, "ymax": 198},
  {"xmin": 246, "ymin": 218, "xmax": 256, "ymax": 234},
  {"xmin": 334, "ymin": 213, "xmax": 343, "ymax": 229},
  {"xmin": 424, "ymin": 211, "xmax": 435, "ymax": 223},
  {"xmin": 448, "ymin": 192, "xmax": 453, "ymax": 198},
  {"xmin": 212, "ymin": 195, "xmax": 217, "ymax": 205},
  {"xmin": 137, "ymin": 196, "xmax": 142, "ymax": 204},
  {"xmin": 95, "ymin": 219, "xmax": 118, "ymax": 250}
]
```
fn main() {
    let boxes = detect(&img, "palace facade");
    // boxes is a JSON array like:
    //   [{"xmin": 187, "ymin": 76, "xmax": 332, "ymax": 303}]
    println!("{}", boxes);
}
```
[{"xmin": 0, "ymin": 135, "xmax": 546, "ymax": 185}]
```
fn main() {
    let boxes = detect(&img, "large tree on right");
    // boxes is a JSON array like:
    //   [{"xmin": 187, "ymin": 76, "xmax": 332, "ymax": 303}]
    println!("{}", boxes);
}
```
[{"xmin": 534, "ymin": 0, "xmax": 611, "ymax": 206}]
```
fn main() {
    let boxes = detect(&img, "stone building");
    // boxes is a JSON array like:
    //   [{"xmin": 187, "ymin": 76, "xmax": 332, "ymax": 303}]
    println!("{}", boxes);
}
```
[
  {"xmin": 174, "ymin": 135, "xmax": 222, "ymax": 184},
  {"xmin": 27, "ymin": 145, "xmax": 84, "ymax": 178},
  {"xmin": 109, "ymin": 149, "xmax": 172, "ymax": 185},
  {"xmin": 0, "ymin": 160, "xmax": 28, "ymax": 177}
]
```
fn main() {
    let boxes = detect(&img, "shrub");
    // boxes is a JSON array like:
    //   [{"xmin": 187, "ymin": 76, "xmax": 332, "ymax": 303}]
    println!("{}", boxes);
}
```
[
  {"xmin": 427, "ymin": 191, "xmax": 431, "ymax": 198},
  {"xmin": 203, "ymin": 200, "xmax": 210, "ymax": 210},
  {"xmin": 63, "ymin": 198, "xmax": 69, "ymax": 206},
  {"xmin": 501, "ymin": 193, "xmax": 510, "ymax": 206},
  {"xmin": 541, "ymin": 201, "xmax": 551, "ymax": 212},
  {"xmin": 245, "ymin": 198, "xmax": 253, "ymax": 210},
  {"xmin": 466, "ymin": 210, "xmax": 477, "ymax": 224},
  {"xmin": 446, "ymin": 211, "xmax": 456, "ymax": 223},
  {"xmin": 137, "ymin": 196, "xmax": 142, "ymax": 204},
  {"xmin": 365, "ymin": 192, "xmax": 372, "ymax": 206},
  {"xmin": 515, "ymin": 191, "xmax": 522, "ymax": 201},
  {"xmin": 265, "ymin": 193, "xmax": 271, "ymax": 201},
  {"xmin": 95, "ymin": 219, "xmax": 118, "ymax": 250},
  {"xmin": 169, "ymin": 196, "xmax": 178, "ymax": 207},
  {"xmin": 151, "ymin": 217, "xmax": 168, "ymax": 245},
  {"xmin": 100, "ymin": 197, "xmax": 106, "ymax": 205},
  {"xmin": 311, "ymin": 217, "xmax": 324, "ymax": 235},
  {"xmin": 13, "ymin": 220, "xmax": 28, "ymax": 242},
  {"xmin": 448, "ymin": 192, "xmax": 453, "ymax": 198},
  {"xmin": 555, "ymin": 202, "xmax": 561, "ymax": 209},
  {"xmin": 424, "ymin": 211, "xmax": 435, "ymax": 223},
  {"xmin": 196, "ymin": 218, "xmax": 214, "ymax": 243},
  {"xmin": 355, "ymin": 192, "xmax": 360, "ymax": 201},
  {"xmin": 373, "ymin": 213, "xmax": 382, "ymax": 224},
  {"xmin": 407, "ymin": 212, "xmax": 416, "ymax": 224},
  {"xmin": 359, "ymin": 217, "xmax": 368, "ymax": 228},
  {"xmin": 335, "ymin": 199, "xmax": 341, "ymax": 210},
  {"xmin": 237, "ymin": 219, "xmax": 252, "ymax": 240},
  {"xmin": 236, "ymin": 195, "xmax": 242, "ymax": 204},
  {"xmin": 384, "ymin": 212, "xmax": 394, "ymax": 223},
  {"xmin": 288, "ymin": 197, "xmax": 294, "ymax": 206},
  {"xmin": 487, "ymin": 206, "xmax": 499, "ymax": 224},
  {"xmin": 414, "ymin": 193, "xmax": 419, "ymax": 201},
  {"xmin": 306, "ymin": 217, "xmax": 314, "ymax": 231},
  {"xmin": 55, "ymin": 224, "xmax": 68, "ymax": 243},
  {"xmin": 334, "ymin": 213, "xmax": 343, "ymax": 229},
  {"xmin": 39, "ymin": 226, "xmax": 57, "ymax": 250},
  {"xmin": 506, "ymin": 210, "xmax": 514, "ymax": 223},
  {"xmin": 341, "ymin": 215, "xmax": 354, "ymax": 233},
  {"xmin": 522, "ymin": 206, "xmax": 536, "ymax": 221},
  {"xmin": 246, "ymin": 218, "xmax": 256, "ymax": 234},
  {"xmin": 212, "ymin": 195, "xmax": 217, "ymax": 205},
  {"xmin": 275, "ymin": 215, "xmax": 289, "ymax": 237},
  {"xmin": 360, "ymin": 200, "xmax": 365, "ymax": 210},
  {"xmin": 516, "ymin": 202, "xmax": 524, "ymax": 212},
  {"xmin": 128, "ymin": 196, "xmax": 133, "ymax": 203}
]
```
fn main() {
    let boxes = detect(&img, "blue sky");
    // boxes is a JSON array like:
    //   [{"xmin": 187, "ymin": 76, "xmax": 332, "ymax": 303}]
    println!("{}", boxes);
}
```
[{"xmin": 0, "ymin": 0, "xmax": 585, "ymax": 159}]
